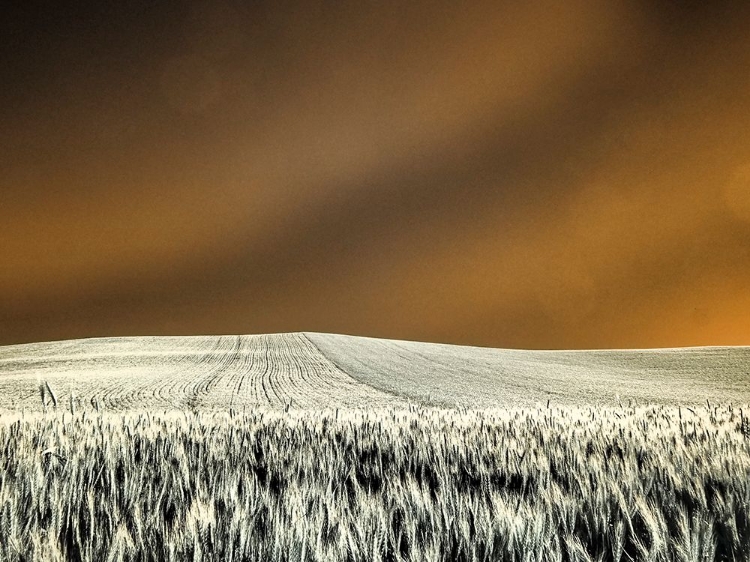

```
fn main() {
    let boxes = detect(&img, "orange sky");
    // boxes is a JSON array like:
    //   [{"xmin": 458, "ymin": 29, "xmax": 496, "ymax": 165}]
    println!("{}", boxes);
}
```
[{"xmin": 2, "ymin": 1, "xmax": 750, "ymax": 348}]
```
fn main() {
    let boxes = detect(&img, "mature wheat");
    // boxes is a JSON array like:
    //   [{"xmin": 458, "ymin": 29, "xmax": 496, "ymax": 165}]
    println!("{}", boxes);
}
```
[{"xmin": 0, "ymin": 405, "xmax": 748, "ymax": 561}]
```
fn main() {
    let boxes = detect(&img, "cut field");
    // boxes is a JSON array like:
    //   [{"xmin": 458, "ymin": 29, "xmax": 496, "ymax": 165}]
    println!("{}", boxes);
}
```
[{"xmin": 1, "ymin": 332, "xmax": 748, "ymax": 411}]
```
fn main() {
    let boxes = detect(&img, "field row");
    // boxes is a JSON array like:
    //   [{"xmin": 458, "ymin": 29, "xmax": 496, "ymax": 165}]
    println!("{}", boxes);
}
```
[{"xmin": 0, "ymin": 334, "xmax": 405, "ymax": 411}]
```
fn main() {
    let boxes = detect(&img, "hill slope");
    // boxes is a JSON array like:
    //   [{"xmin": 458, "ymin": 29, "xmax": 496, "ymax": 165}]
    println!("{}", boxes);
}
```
[
  {"xmin": 307, "ymin": 333, "xmax": 750, "ymax": 407},
  {"xmin": 0, "ymin": 333, "xmax": 406, "ymax": 411},
  {"xmin": 0, "ymin": 332, "xmax": 748, "ymax": 410}
]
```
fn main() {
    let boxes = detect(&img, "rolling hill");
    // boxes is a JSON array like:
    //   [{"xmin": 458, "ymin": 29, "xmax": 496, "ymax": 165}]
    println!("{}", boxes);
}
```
[{"xmin": 0, "ymin": 332, "xmax": 748, "ymax": 411}]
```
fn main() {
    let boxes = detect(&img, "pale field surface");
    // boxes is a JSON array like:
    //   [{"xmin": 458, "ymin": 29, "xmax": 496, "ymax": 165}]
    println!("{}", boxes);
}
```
[
  {"xmin": 306, "ymin": 333, "xmax": 750, "ymax": 408},
  {"xmin": 0, "ymin": 333, "xmax": 407, "ymax": 411},
  {"xmin": 0, "ymin": 331, "xmax": 749, "ymax": 411}
]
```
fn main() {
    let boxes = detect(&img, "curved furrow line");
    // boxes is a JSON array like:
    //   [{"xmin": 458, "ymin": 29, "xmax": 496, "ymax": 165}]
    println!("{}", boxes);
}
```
[
  {"xmin": 98, "ymin": 375, "xmax": 139, "ymax": 410},
  {"xmin": 168, "ymin": 336, "xmax": 234, "ymax": 407},
  {"xmin": 272, "ymin": 335, "xmax": 294, "ymax": 404},
  {"xmin": 280, "ymin": 335, "xmax": 311, "ymax": 406},
  {"xmin": 139, "ymin": 338, "xmax": 215, "ymax": 408},
  {"xmin": 237, "ymin": 336, "xmax": 259, "ymax": 406},
  {"xmin": 262, "ymin": 336, "xmax": 280, "ymax": 401},
  {"xmin": 265, "ymin": 335, "xmax": 285, "ymax": 407},
  {"xmin": 278, "ymin": 334, "xmax": 313, "ymax": 406},
  {"xmin": 128, "ymin": 342, "xmax": 214, "ymax": 408},
  {"xmin": 255, "ymin": 335, "xmax": 269, "ymax": 405},
  {"xmin": 220, "ymin": 334, "xmax": 246, "ymax": 398},
  {"xmin": 244, "ymin": 337, "xmax": 264, "ymax": 406},
  {"xmin": 288, "ymin": 334, "xmax": 342, "ymax": 407},
  {"xmin": 225, "ymin": 336, "xmax": 255, "ymax": 406},
  {"xmin": 204, "ymin": 336, "xmax": 239, "ymax": 394},
  {"xmin": 272, "ymin": 335, "xmax": 294, "ymax": 406},
  {"xmin": 170, "ymin": 339, "xmax": 218, "ymax": 403},
  {"xmin": 201, "ymin": 335, "xmax": 241, "ymax": 395},
  {"xmin": 95, "ymin": 361, "xmax": 165, "ymax": 410},
  {"xmin": 201, "ymin": 335, "xmax": 251, "ymax": 408},
  {"xmin": 258, "ymin": 335, "xmax": 274, "ymax": 405},
  {"xmin": 276, "ymin": 334, "xmax": 322, "ymax": 407},
  {"xmin": 58, "ymin": 342, "xmax": 133, "ymax": 410},
  {"xmin": 275, "ymin": 334, "xmax": 340, "ymax": 407},
  {"xmin": 300, "ymin": 333, "xmax": 412, "ymax": 408},
  {"xmin": 232, "ymin": 336, "xmax": 257, "ymax": 401},
  {"xmin": 273, "ymin": 334, "xmax": 304, "ymax": 405},
  {"xmin": 263, "ymin": 335, "xmax": 278, "ymax": 406},
  {"xmin": 140, "ymin": 340, "xmax": 198, "ymax": 408},
  {"xmin": 92, "ymin": 337, "xmax": 215, "ymax": 410},
  {"xmin": 285, "ymin": 334, "xmax": 332, "ymax": 407},
  {"xmin": 184, "ymin": 336, "xmax": 236, "ymax": 407}
]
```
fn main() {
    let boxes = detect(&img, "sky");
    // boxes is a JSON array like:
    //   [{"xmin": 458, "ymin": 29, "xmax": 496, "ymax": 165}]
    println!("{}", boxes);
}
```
[{"xmin": 2, "ymin": 1, "xmax": 750, "ymax": 349}]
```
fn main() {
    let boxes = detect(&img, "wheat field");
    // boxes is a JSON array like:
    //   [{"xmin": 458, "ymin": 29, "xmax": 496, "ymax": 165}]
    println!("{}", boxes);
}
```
[
  {"xmin": 1, "ymin": 405, "xmax": 749, "ymax": 561},
  {"xmin": 1, "ymin": 333, "xmax": 750, "ymax": 560},
  {"xmin": 0, "ymin": 334, "xmax": 409, "ymax": 411},
  {"xmin": 307, "ymin": 334, "xmax": 750, "ymax": 408},
  {"xmin": 2, "ymin": 333, "xmax": 749, "ymax": 410}
]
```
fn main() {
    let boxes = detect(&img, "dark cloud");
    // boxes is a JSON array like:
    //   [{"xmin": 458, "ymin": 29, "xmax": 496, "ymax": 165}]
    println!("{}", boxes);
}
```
[{"xmin": 2, "ymin": 1, "xmax": 750, "ymax": 347}]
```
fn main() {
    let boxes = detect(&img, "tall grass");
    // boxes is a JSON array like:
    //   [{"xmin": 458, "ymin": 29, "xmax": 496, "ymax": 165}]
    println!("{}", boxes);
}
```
[{"xmin": 0, "ymin": 405, "xmax": 749, "ymax": 561}]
